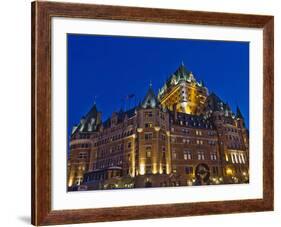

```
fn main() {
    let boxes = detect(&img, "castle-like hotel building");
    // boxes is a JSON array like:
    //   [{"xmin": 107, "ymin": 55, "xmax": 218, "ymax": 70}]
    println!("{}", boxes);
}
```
[{"xmin": 68, "ymin": 63, "xmax": 249, "ymax": 190}]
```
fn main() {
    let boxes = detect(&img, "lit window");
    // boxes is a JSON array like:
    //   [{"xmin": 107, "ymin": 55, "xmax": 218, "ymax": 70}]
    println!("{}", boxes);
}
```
[
  {"xmin": 211, "ymin": 152, "xmax": 217, "ymax": 160},
  {"xmin": 231, "ymin": 153, "xmax": 235, "ymax": 163},
  {"xmin": 184, "ymin": 150, "xmax": 192, "ymax": 160},
  {"xmin": 146, "ymin": 146, "xmax": 152, "ymax": 158},
  {"xmin": 197, "ymin": 151, "xmax": 205, "ymax": 160},
  {"xmin": 145, "ymin": 123, "xmax": 153, "ymax": 128}
]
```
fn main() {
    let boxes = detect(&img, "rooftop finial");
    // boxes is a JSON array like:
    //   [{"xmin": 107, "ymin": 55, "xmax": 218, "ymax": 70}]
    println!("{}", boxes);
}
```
[
  {"xmin": 149, "ymin": 80, "xmax": 152, "ymax": 88},
  {"xmin": 181, "ymin": 60, "xmax": 184, "ymax": 66},
  {"xmin": 93, "ymin": 95, "xmax": 97, "ymax": 105}
]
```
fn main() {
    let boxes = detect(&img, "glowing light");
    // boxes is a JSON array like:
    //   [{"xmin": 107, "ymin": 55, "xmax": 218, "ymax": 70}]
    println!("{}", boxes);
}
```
[
  {"xmin": 159, "ymin": 163, "xmax": 163, "ymax": 174},
  {"xmin": 225, "ymin": 154, "xmax": 229, "ymax": 162},
  {"xmin": 139, "ymin": 163, "xmax": 145, "ymax": 175},
  {"xmin": 68, "ymin": 179, "xmax": 73, "ymax": 187},
  {"xmin": 226, "ymin": 168, "xmax": 233, "ymax": 176},
  {"xmin": 154, "ymin": 126, "xmax": 160, "ymax": 131},
  {"xmin": 152, "ymin": 163, "xmax": 157, "ymax": 174},
  {"xmin": 137, "ymin": 128, "xmax": 143, "ymax": 133}
]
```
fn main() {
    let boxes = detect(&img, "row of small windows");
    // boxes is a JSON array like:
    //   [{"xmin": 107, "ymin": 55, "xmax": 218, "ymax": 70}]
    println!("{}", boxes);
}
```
[
  {"xmin": 97, "ymin": 142, "xmax": 132, "ymax": 158},
  {"xmin": 94, "ymin": 130, "xmax": 134, "ymax": 146},
  {"xmin": 70, "ymin": 143, "xmax": 90, "ymax": 149},
  {"xmin": 94, "ymin": 155, "xmax": 124, "ymax": 169},
  {"xmin": 172, "ymin": 150, "xmax": 217, "ymax": 161},
  {"xmin": 171, "ymin": 137, "xmax": 217, "ymax": 146},
  {"xmin": 227, "ymin": 143, "xmax": 243, "ymax": 150},
  {"xmin": 226, "ymin": 134, "xmax": 242, "ymax": 142},
  {"xmin": 171, "ymin": 128, "xmax": 216, "ymax": 136},
  {"xmin": 78, "ymin": 134, "xmax": 90, "ymax": 139},
  {"xmin": 78, "ymin": 152, "xmax": 88, "ymax": 159},
  {"xmin": 143, "ymin": 133, "xmax": 166, "ymax": 141},
  {"xmin": 225, "ymin": 127, "xmax": 239, "ymax": 133},
  {"xmin": 174, "ymin": 120, "xmax": 213, "ymax": 129},
  {"xmin": 227, "ymin": 153, "xmax": 246, "ymax": 164}
]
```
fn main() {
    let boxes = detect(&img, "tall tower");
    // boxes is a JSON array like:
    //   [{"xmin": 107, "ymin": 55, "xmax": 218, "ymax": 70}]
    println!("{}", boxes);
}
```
[
  {"xmin": 136, "ymin": 84, "xmax": 171, "ymax": 176},
  {"xmin": 158, "ymin": 62, "xmax": 208, "ymax": 115}
]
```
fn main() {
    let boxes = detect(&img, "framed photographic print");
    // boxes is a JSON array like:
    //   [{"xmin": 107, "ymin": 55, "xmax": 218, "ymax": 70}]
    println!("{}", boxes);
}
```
[{"xmin": 31, "ymin": 1, "xmax": 274, "ymax": 226}]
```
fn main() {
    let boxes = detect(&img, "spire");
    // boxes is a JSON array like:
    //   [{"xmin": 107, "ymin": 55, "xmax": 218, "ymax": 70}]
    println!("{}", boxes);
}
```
[
  {"xmin": 173, "ymin": 62, "xmax": 195, "ymax": 82},
  {"xmin": 141, "ymin": 84, "xmax": 158, "ymax": 109},
  {"xmin": 236, "ymin": 106, "xmax": 244, "ymax": 119}
]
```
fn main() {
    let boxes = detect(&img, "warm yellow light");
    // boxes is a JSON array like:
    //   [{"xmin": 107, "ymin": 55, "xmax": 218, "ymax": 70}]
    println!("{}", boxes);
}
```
[
  {"xmin": 137, "ymin": 128, "xmax": 143, "ymax": 133},
  {"xmin": 225, "ymin": 154, "xmax": 229, "ymax": 162},
  {"xmin": 166, "ymin": 163, "xmax": 171, "ymax": 174},
  {"xmin": 154, "ymin": 126, "xmax": 160, "ymax": 131},
  {"xmin": 152, "ymin": 163, "xmax": 157, "ymax": 174},
  {"xmin": 139, "ymin": 163, "xmax": 145, "ymax": 175},
  {"xmin": 226, "ymin": 168, "xmax": 233, "ymax": 175},
  {"xmin": 159, "ymin": 163, "xmax": 163, "ymax": 174},
  {"xmin": 68, "ymin": 179, "xmax": 73, "ymax": 187}
]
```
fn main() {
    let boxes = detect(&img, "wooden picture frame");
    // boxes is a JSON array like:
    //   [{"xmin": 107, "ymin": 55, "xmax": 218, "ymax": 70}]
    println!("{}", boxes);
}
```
[{"xmin": 31, "ymin": 1, "xmax": 274, "ymax": 226}]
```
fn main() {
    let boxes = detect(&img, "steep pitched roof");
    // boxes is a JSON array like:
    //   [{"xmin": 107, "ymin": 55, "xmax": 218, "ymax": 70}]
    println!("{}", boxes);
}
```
[
  {"xmin": 72, "ymin": 103, "xmax": 101, "ymax": 134},
  {"xmin": 141, "ymin": 85, "xmax": 158, "ymax": 108},
  {"xmin": 173, "ymin": 62, "xmax": 191, "ymax": 79},
  {"xmin": 166, "ymin": 62, "xmax": 192, "ymax": 86},
  {"xmin": 102, "ymin": 107, "xmax": 137, "ymax": 129},
  {"xmin": 236, "ymin": 106, "xmax": 244, "ymax": 119},
  {"xmin": 205, "ymin": 92, "xmax": 231, "ymax": 112}
]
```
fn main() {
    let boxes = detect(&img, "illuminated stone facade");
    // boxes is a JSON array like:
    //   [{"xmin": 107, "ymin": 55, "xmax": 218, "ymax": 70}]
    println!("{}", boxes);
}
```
[{"xmin": 67, "ymin": 63, "xmax": 249, "ymax": 191}]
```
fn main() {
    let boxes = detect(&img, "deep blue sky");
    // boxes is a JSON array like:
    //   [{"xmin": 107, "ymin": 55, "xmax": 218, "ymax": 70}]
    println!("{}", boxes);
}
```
[{"xmin": 67, "ymin": 34, "xmax": 249, "ymax": 136}]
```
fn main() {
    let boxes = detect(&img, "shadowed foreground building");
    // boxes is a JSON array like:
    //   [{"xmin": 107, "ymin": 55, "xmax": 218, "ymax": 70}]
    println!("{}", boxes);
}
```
[{"xmin": 67, "ymin": 63, "xmax": 249, "ymax": 191}]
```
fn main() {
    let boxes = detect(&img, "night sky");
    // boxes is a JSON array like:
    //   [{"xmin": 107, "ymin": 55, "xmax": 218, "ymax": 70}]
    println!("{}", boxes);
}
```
[{"xmin": 67, "ymin": 34, "xmax": 249, "ymax": 137}]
